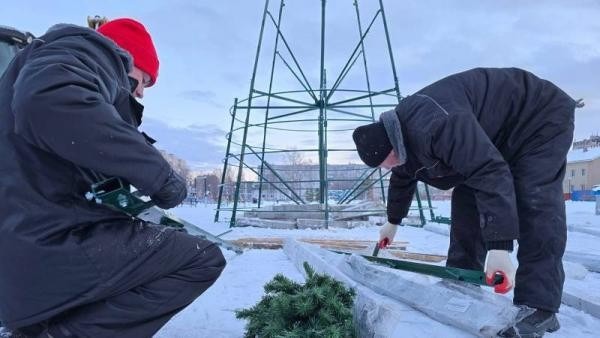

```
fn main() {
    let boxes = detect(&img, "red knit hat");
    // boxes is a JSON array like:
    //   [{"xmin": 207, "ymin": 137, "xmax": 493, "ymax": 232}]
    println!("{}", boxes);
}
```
[{"xmin": 97, "ymin": 18, "xmax": 159, "ymax": 87}]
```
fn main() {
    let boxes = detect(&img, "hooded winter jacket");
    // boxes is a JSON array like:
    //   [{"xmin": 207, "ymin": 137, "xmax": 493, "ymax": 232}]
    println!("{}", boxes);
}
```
[
  {"xmin": 386, "ymin": 68, "xmax": 575, "ymax": 248},
  {"xmin": 0, "ymin": 24, "xmax": 176, "ymax": 328}
]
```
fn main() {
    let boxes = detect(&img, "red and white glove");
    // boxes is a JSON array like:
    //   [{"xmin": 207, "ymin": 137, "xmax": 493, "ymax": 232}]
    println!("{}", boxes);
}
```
[
  {"xmin": 484, "ymin": 249, "xmax": 516, "ymax": 294},
  {"xmin": 378, "ymin": 222, "xmax": 398, "ymax": 248}
]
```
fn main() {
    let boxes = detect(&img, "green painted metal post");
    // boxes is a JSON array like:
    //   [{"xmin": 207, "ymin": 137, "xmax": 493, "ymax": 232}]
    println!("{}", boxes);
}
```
[
  {"xmin": 414, "ymin": 183, "xmax": 426, "ymax": 227},
  {"xmin": 354, "ymin": 0, "xmax": 386, "ymax": 203},
  {"xmin": 378, "ymin": 0, "xmax": 401, "ymax": 101},
  {"xmin": 230, "ymin": 0, "xmax": 271, "ymax": 227},
  {"xmin": 215, "ymin": 98, "xmax": 238, "ymax": 223},
  {"xmin": 424, "ymin": 182, "xmax": 435, "ymax": 220},
  {"xmin": 258, "ymin": 0, "xmax": 285, "ymax": 208},
  {"xmin": 318, "ymin": 0, "xmax": 330, "ymax": 224}
]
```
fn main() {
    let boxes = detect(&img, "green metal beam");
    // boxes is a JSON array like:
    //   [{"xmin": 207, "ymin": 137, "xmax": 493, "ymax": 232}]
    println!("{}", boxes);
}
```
[
  {"xmin": 275, "ymin": 51, "xmax": 317, "ymax": 100},
  {"xmin": 266, "ymin": 11, "xmax": 318, "ymax": 102},
  {"xmin": 253, "ymin": 89, "xmax": 314, "ymax": 106},
  {"xmin": 326, "ymin": 9, "xmax": 381, "ymax": 101},
  {"xmin": 215, "ymin": 98, "xmax": 238, "ymax": 223},
  {"xmin": 230, "ymin": 0, "xmax": 271, "ymax": 228},
  {"xmin": 328, "ymin": 88, "xmax": 396, "ymax": 106},
  {"xmin": 258, "ymin": 0, "xmax": 285, "ymax": 209},
  {"xmin": 332, "ymin": 251, "xmax": 503, "ymax": 287},
  {"xmin": 342, "ymin": 170, "xmax": 391, "ymax": 204},
  {"xmin": 246, "ymin": 144, "xmax": 306, "ymax": 204},
  {"xmin": 229, "ymin": 153, "xmax": 302, "ymax": 205}
]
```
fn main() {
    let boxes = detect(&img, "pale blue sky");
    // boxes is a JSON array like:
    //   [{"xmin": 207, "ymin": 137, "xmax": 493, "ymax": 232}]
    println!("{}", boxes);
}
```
[{"xmin": 2, "ymin": 0, "xmax": 599, "ymax": 169}]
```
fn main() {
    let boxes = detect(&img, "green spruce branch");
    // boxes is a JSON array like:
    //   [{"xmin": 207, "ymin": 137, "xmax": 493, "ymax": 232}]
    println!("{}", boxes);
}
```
[{"xmin": 236, "ymin": 262, "xmax": 356, "ymax": 338}]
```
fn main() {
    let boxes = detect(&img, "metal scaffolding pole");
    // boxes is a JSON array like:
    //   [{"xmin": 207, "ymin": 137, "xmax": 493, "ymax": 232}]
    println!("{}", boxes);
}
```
[
  {"xmin": 230, "ymin": 0, "xmax": 271, "ymax": 227},
  {"xmin": 258, "ymin": 0, "xmax": 285, "ymax": 208},
  {"xmin": 215, "ymin": 0, "xmax": 442, "ymax": 227}
]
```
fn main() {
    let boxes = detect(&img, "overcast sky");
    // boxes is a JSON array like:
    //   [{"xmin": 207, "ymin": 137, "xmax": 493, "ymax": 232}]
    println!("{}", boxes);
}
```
[{"xmin": 2, "ymin": 0, "xmax": 598, "ymax": 170}]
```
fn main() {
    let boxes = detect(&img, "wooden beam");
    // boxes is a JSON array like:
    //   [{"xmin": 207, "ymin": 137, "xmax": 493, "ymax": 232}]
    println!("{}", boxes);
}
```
[
  {"xmin": 231, "ymin": 237, "xmax": 407, "ymax": 251},
  {"xmin": 231, "ymin": 237, "xmax": 448, "ymax": 263}
]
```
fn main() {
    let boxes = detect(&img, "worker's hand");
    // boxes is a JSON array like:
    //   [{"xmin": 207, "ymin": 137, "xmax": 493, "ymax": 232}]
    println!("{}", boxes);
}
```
[
  {"xmin": 151, "ymin": 170, "xmax": 187, "ymax": 209},
  {"xmin": 484, "ymin": 250, "xmax": 516, "ymax": 294},
  {"xmin": 378, "ymin": 222, "xmax": 398, "ymax": 248}
]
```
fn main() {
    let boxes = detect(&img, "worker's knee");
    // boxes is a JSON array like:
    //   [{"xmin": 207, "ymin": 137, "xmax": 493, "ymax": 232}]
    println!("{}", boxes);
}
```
[{"xmin": 187, "ymin": 243, "xmax": 226, "ymax": 284}]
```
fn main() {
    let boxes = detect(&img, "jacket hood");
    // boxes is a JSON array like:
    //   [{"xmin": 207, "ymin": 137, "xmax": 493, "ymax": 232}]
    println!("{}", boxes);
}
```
[{"xmin": 42, "ymin": 24, "xmax": 133, "ymax": 72}]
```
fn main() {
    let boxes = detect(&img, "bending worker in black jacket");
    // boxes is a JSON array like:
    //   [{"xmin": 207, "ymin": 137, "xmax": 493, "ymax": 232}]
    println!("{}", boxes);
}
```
[
  {"xmin": 352, "ymin": 68, "xmax": 576, "ymax": 337},
  {"xmin": 0, "ymin": 19, "xmax": 225, "ymax": 337}
]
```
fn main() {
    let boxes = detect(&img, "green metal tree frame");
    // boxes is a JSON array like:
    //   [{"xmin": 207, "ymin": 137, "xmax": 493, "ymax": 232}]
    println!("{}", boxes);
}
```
[{"xmin": 215, "ymin": 0, "xmax": 443, "ymax": 227}]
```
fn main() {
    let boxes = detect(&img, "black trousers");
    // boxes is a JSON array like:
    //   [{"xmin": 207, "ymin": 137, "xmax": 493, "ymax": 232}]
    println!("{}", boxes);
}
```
[
  {"xmin": 447, "ymin": 123, "xmax": 573, "ymax": 313},
  {"xmin": 35, "ymin": 229, "xmax": 226, "ymax": 338}
]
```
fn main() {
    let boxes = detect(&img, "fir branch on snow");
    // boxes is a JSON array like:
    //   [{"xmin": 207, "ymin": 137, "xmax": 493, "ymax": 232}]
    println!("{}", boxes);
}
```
[{"xmin": 235, "ymin": 261, "xmax": 356, "ymax": 338}]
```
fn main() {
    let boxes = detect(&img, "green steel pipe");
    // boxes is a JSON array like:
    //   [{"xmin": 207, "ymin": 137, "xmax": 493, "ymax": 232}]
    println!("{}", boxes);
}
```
[
  {"xmin": 318, "ymin": 0, "xmax": 327, "ymax": 209},
  {"xmin": 234, "ymin": 88, "xmax": 397, "ymax": 101},
  {"xmin": 423, "ymin": 183, "xmax": 436, "ymax": 220},
  {"xmin": 252, "ymin": 89, "xmax": 314, "ymax": 106},
  {"xmin": 215, "ymin": 98, "xmax": 239, "ymax": 222},
  {"xmin": 339, "ymin": 168, "xmax": 385, "ymax": 204},
  {"xmin": 378, "ymin": 0, "xmax": 401, "ymax": 100},
  {"xmin": 228, "ymin": 153, "xmax": 301, "ymax": 205},
  {"xmin": 237, "ymin": 105, "xmax": 316, "ymax": 109},
  {"xmin": 266, "ymin": 12, "xmax": 318, "ymax": 102},
  {"xmin": 275, "ymin": 51, "xmax": 317, "ymax": 99},
  {"xmin": 330, "ymin": 104, "xmax": 397, "ymax": 108},
  {"xmin": 338, "ymin": 168, "xmax": 374, "ymax": 203},
  {"xmin": 326, "ymin": 9, "xmax": 381, "ymax": 101},
  {"xmin": 246, "ymin": 145, "xmax": 306, "ymax": 204},
  {"xmin": 327, "ymin": 50, "xmax": 363, "ymax": 99},
  {"xmin": 267, "ymin": 108, "xmax": 319, "ymax": 121},
  {"xmin": 230, "ymin": 0, "xmax": 271, "ymax": 228},
  {"xmin": 234, "ymin": 104, "xmax": 396, "ymax": 110},
  {"xmin": 414, "ymin": 183, "xmax": 426, "ymax": 227},
  {"xmin": 325, "ymin": 107, "xmax": 373, "ymax": 120},
  {"xmin": 332, "ymin": 251, "xmax": 504, "ymax": 287},
  {"xmin": 354, "ymin": 0, "xmax": 375, "ymax": 119},
  {"xmin": 258, "ymin": 0, "xmax": 285, "ymax": 209},
  {"xmin": 343, "ymin": 170, "xmax": 391, "ymax": 204},
  {"xmin": 328, "ymin": 88, "xmax": 396, "ymax": 106}
]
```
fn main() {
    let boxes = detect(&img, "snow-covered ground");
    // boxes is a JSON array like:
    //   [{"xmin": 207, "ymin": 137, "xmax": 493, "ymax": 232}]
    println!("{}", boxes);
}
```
[{"xmin": 154, "ymin": 200, "xmax": 600, "ymax": 337}]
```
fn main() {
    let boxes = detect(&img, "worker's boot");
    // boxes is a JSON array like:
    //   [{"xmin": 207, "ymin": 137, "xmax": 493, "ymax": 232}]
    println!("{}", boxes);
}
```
[{"xmin": 498, "ymin": 307, "xmax": 560, "ymax": 338}]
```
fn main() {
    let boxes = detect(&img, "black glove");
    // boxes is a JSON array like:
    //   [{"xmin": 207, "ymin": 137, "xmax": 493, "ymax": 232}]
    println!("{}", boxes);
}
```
[{"xmin": 151, "ymin": 170, "xmax": 187, "ymax": 209}]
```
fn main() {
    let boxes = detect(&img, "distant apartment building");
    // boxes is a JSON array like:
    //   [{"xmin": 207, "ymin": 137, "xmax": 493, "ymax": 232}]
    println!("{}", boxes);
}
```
[
  {"xmin": 563, "ymin": 136, "xmax": 600, "ymax": 199},
  {"xmin": 258, "ymin": 164, "xmax": 384, "ymax": 202},
  {"xmin": 253, "ymin": 163, "xmax": 453, "ymax": 203}
]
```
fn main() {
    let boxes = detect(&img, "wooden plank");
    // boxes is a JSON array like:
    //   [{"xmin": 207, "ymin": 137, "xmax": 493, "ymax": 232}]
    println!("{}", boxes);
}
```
[
  {"xmin": 390, "ymin": 251, "xmax": 447, "ymax": 263},
  {"xmin": 230, "ymin": 237, "xmax": 407, "ymax": 251},
  {"xmin": 231, "ymin": 237, "xmax": 450, "ymax": 263}
]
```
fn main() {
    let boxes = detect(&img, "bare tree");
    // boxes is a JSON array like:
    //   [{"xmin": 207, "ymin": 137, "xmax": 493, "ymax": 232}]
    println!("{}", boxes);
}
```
[
  {"xmin": 283, "ymin": 148, "xmax": 310, "ymax": 200},
  {"xmin": 283, "ymin": 147, "xmax": 307, "ymax": 166},
  {"xmin": 158, "ymin": 150, "xmax": 192, "ymax": 184}
]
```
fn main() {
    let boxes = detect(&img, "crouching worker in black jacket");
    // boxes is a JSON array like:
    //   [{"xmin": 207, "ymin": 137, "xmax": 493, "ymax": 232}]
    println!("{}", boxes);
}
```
[
  {"xmin": 352, "ymin": 68, "xmax": 576, "ymax": 337},
  {"xmin": 0, "ymin": 18, "xmax": 225, "ymax": 337}
]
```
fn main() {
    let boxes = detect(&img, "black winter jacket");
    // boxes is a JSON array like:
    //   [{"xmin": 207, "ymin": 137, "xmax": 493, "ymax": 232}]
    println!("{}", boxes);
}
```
[
  {"xmin": 387, "ymin": 68, "xmax": 575, "ymax": 247},
  {"xmin": 0, "ymin": 25, "xmax": 174, "ymax": 328}
]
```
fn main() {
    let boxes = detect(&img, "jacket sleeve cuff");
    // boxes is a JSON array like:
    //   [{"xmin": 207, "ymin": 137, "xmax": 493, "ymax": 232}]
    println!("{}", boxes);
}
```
[
  {"xmin": 485, "ymin": 240, "xmax": 514, "ymax": 252},
  {"xmin": 387, "ymin": 217, "xmax": 402, "ymax": 226}
]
